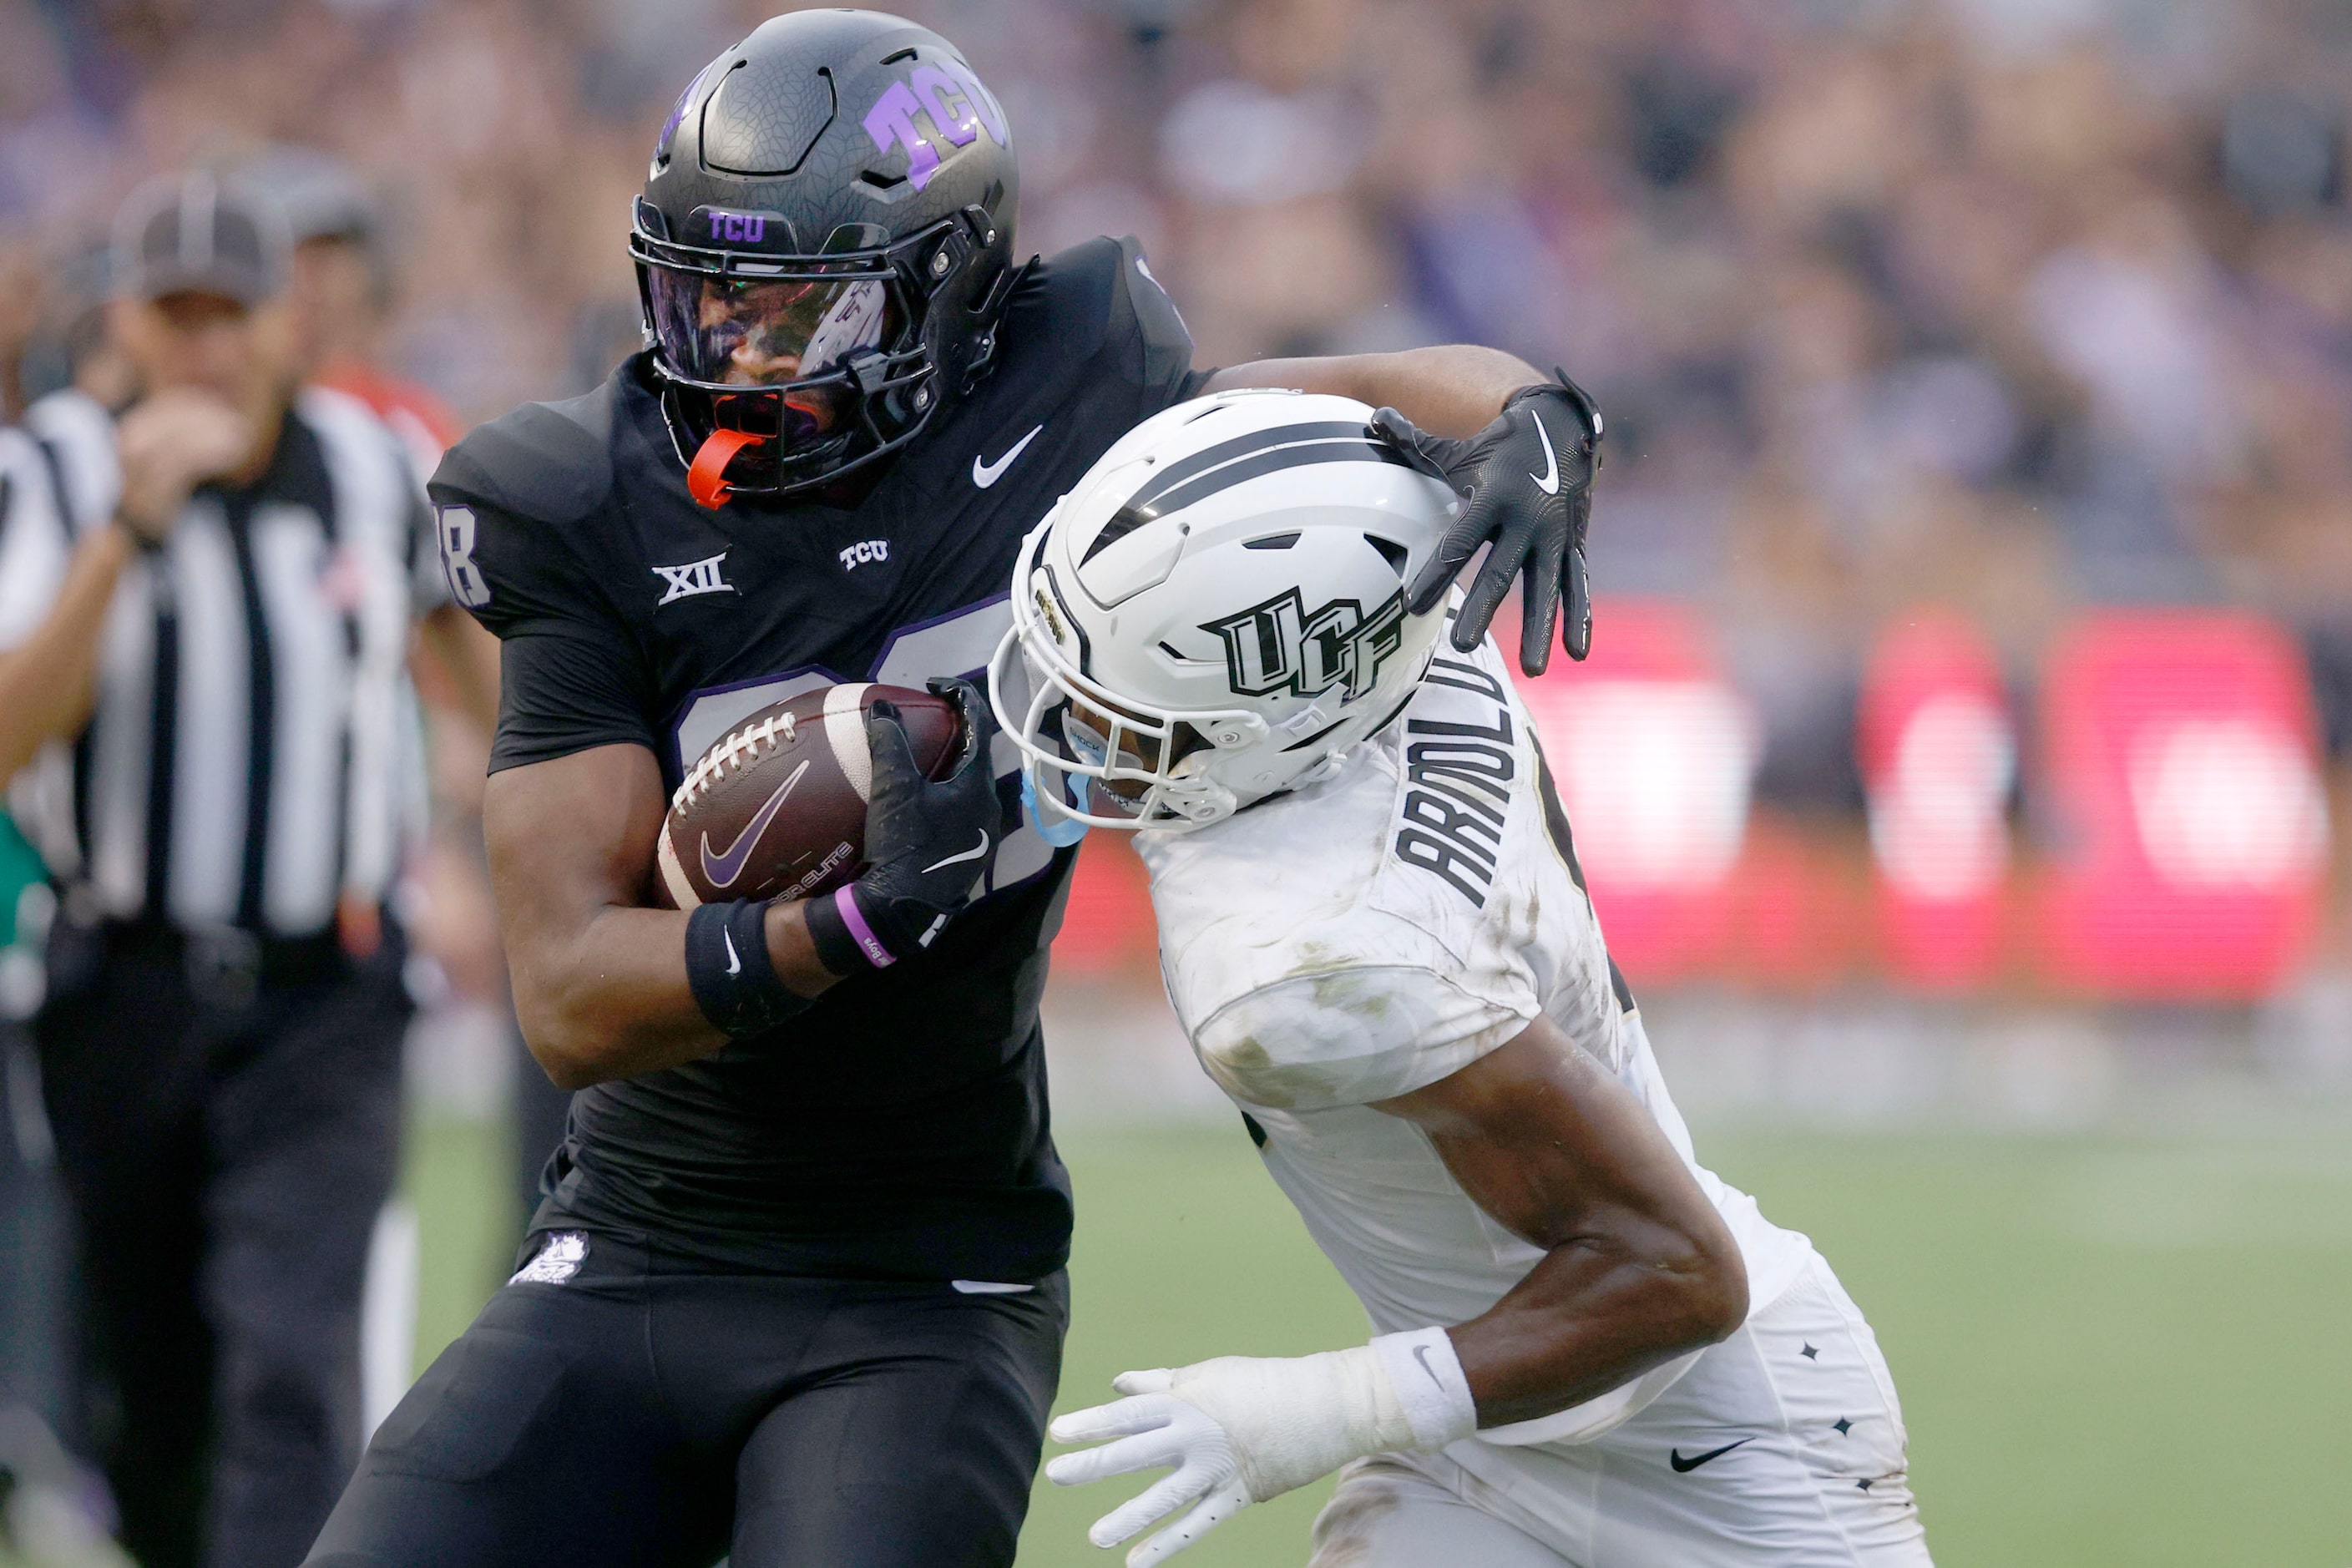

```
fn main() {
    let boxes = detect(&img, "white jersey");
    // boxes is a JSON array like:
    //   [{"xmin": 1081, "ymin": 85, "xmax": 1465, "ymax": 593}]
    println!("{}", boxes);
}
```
[{"xmin": 1136, "ymin": 636, "xmax": 1816, "ymax": 1448}]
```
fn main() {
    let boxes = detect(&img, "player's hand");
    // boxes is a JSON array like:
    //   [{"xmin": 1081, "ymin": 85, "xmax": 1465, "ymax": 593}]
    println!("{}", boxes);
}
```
[
  {"xmin": 1046, "ymin": 1368, "xmax": 1254, "ymax": 1568},
  {"xmin": 848, "ymin": 676, "xmax": 1001, "ymax": 959},
  {"xmin": 1050, "ymin": 1346, "xmax": 1421, "ymax": 1565},
  {"xmin": 1369, "ymin": 371, "xmax": 1601, "ymax": 677},
  {"xmin": 114, "ymin": 388, "xmax": 254, "ymax": 546}
]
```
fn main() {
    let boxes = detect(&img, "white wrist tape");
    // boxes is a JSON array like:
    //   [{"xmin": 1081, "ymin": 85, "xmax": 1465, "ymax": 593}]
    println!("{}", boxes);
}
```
[
  {"xmin": 1368, "ymin": 1327, "xmax": 1479, "ymax": 1449},
  {"xmin": 1164, "ymin": 1331, "xmax": 1478, "ymax": 1505}
]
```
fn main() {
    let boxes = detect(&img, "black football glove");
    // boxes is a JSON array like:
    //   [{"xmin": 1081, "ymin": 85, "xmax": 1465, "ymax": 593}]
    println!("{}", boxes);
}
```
[
  {"xmin": 1370, "ymin": 370, "xmax": 1603, "ymax": 676},
  {"xmin": 849, "ymin": 677, "xmax": 1003, "ymax": 959}
]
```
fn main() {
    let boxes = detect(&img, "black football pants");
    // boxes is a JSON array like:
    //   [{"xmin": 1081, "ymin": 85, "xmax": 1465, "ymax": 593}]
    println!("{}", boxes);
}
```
[
  {"xmin": 306, "ymin": 1232, "xmax": 1067, "ymax": 1568},
  {"xmin": 34, "ymin": 922, "xmax": 408, "ymax": 1568}
]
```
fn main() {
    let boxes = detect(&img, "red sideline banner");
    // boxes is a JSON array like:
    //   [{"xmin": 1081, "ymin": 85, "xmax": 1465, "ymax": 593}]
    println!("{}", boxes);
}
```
[
  {"xmin": 1039, "ymin": 604, "xmax": 2334, "ymax": 1001},
  {"xmin": 1859, "ymin": 608, "xmax": 2015, "ymax": 990},
  {"xmin": 1510, "ymin": 599, "xmax": 1756, "ymax": 984},
  {"xmin": 2036, "ymin": 612, "xmax": 2329, "ymax": 999}
]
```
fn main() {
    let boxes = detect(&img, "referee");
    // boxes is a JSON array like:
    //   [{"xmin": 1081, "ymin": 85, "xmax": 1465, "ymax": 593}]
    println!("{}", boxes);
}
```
[{"xmin": 0, "ymin": 172, "xmax": 483, "ymax": 1568}]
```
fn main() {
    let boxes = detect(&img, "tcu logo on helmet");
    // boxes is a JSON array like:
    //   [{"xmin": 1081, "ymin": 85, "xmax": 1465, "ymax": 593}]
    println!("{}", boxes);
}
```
[
  {"xmin": 862, "ymin": 60, "xmax": 1009, "ymax": 193},
  {"xmin": 705, "ymin": 208, "xmax": 770, "ymax": 244},
  {"xmin": 1202, "ymin": 589, "xmax": 1408, "ymax": 704}
]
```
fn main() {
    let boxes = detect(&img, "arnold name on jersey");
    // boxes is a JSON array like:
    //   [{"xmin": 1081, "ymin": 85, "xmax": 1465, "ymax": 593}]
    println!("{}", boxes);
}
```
[{"xmin": 1393, "ymin": 650, "xmax": 1519, "ymax": 909}]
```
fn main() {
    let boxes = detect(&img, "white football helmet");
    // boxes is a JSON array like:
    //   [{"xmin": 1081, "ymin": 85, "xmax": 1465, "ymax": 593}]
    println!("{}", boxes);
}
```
[{"xmin": 989, "ymin": 388, "xmax": 1458, "ymax": 833}]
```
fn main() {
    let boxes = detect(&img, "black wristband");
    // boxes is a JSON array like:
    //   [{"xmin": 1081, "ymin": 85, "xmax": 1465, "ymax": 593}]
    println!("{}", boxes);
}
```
[
  {"xmin": 684, "ymin": 900, "xmax": 809, "ymax": 1038},
  {"xmin": 802, "ymin": 885, "xmax": 888, "ymax": 975}
]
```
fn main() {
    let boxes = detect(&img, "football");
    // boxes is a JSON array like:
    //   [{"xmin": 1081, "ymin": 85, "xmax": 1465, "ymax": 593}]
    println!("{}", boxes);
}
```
[{"xmin": 653, "ymin": 682, "xmax": 962, "ymax": 910}]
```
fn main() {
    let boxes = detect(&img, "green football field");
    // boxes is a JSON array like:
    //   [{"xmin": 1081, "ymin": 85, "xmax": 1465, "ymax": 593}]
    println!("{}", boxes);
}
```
[{"xmin": 405, "ymin": 1117, "xmax": 2352, "ymax": 1568}]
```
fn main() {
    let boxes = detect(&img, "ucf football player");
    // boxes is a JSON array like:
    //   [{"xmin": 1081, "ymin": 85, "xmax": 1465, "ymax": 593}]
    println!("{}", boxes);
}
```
[{"xmin": 997, "ymin": 392, "xmax": 1931, "ymax": 1568}]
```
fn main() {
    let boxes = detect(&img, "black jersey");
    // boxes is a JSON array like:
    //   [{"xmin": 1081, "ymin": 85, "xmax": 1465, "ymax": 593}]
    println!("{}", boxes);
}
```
[{"xmin": 429, "ymin": 237, "xmax": 1201, "ymax": 1281}]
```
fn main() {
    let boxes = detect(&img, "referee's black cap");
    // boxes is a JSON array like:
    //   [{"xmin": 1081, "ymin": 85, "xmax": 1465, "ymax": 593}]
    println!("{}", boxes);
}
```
[{"xmin": 111, "ymin": 170, "xmax": 291, "ymax": 307}]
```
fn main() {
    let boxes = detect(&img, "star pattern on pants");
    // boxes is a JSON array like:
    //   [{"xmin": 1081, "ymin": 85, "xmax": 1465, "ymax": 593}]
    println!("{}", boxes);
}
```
[
  {"xmin": 1833, "ymin": 1418, "xmax": 1852, "ymax": 1434},
  {"xmin": 1800, "ymin": 1343, "xmax": 1819, "ymax": 1360}
]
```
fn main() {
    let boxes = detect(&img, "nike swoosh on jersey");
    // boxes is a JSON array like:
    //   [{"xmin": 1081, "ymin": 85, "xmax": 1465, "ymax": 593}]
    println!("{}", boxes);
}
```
[
  {"xmin": 920, "ymin": 830, "xmax": 992, "ymax": 875},
  {"xmin": 973, "ymin": 424, "xmax": 1044, "ymax": 488},
  {"xmin": 1529, "ymin": 415, "xmax": 1560, "ymax": 495},
  {"xmin": 1668, "ymin": 1437, "xmax": 1754, "ymax": 1473},
  {"xmin": 699, "ymin": 760, "xmax": 812, "ymax": 890}
]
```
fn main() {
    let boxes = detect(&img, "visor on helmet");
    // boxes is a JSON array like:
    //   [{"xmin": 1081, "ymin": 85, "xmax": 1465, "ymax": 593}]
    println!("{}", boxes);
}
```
[
  {"xmin": 643, "ymin": 267, "xmax": 893, "ymax": 387},
  {"xmin": 641, "ymin": 262, "xmax": 903, "ymax": 463}
]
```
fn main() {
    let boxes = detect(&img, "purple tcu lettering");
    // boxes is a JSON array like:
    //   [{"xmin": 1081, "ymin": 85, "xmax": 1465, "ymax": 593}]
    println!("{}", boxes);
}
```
[
  {"xmin": 942, "ymin": 59, "xmax": 1009, "ymax": 147},
  {"xmin": 862, "ymin": 81, "xmax": 942, "ymax": 190},
  {"xmin": 862, "ymin": 63, "xmax": 1009, "ymax": 192},
  {"xmin": 706, "ymin": 209, "xmax": 767, "ymax": 244},
  {"xmin": 909, "ymin": 64, "xmax": 979, "ymax": 148}
]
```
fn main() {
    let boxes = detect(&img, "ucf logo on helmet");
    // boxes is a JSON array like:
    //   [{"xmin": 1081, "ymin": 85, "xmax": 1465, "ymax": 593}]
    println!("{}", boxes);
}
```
[{"xmin": 1202, "ymin": 589, "xmax": 1408, "ymax": 704}]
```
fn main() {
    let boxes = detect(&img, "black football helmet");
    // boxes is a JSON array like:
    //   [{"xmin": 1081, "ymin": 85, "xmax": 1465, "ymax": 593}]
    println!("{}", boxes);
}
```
[{"xmin": 630, "ymin": 10, "xmax": 1021, "ymax": 505}]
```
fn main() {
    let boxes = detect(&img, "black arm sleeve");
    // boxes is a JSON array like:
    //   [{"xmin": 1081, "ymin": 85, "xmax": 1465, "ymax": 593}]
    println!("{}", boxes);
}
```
[{"xmin": 490, "ymin": 626, "xmax": 658, "ymax": 772}]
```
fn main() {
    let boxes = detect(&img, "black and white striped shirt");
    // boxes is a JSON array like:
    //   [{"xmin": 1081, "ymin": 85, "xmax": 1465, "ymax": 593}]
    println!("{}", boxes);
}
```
[{"xmin": 0, "ymin": 387, "xmax": 444, "ymax": 938}]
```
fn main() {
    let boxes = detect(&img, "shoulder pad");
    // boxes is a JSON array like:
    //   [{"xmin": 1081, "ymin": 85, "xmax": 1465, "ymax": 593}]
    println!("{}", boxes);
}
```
[
  {"xmin": 1009, "ymin": 236, "xmax": 1125, "ymax": 365},
  {"xmin": 1191, "ymin": 958, "xmax": 1528, "ymax": 1110},
  {"xmin": 1006, "ymin": 235, "xmax": 1194, "ymax": 397},
  {"xmin": 430, "ymin": 382, "xmax": 618, "ymax": 528}
]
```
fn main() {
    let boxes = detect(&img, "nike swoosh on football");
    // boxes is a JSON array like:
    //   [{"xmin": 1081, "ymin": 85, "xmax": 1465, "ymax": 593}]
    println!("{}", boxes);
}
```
[
  {"xmin": 919, "ymin": 830, "xmax": 992, "ymax": 875},
  {"xmin": 973, "ymin": 424, "xmax": 1044, "ymax": 488},
  {"xmin": 1529, "ymin": 415, "xmax": 1560, "ymax": 495},
  {"xmin": 699, "ymin": 760, "xmax": 812, "ymax": 890},
  {"xmin": 1669, "ymin": 1438, "xmax": 1754, "ymax": 1473}
]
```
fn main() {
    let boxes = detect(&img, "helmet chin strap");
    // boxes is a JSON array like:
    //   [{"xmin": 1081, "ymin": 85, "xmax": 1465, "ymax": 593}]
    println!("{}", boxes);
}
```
[{"xmin": 688, "ymin": 427, "xmax": 767, "ymax": 509}]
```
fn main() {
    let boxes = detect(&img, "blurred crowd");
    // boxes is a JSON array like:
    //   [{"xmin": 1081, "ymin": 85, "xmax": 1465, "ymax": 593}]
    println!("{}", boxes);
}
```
[{"xmin": 6, "ymin": 0, "xmax": 2350, "ymax": 818}]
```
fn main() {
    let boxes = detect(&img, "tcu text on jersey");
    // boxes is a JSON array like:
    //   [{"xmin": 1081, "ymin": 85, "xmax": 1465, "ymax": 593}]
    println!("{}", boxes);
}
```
[
  {"xmin": 1391, "ymin": 654, "xmax": 1516, "ymax": 907},
  {"xmin": 1202, "ymin": 585, "xmax": 1408, "ymax": 702}
]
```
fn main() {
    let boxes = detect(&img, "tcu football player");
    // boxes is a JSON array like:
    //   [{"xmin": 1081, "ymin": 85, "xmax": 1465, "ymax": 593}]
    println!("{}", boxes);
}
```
[
  {"xmin": 993, "ymin": 392, "xmax": 1933, "ymax": 1566},
  {"xmin": 308, "ymin": 11, "xmax": 1591, "ymax": 1567}
]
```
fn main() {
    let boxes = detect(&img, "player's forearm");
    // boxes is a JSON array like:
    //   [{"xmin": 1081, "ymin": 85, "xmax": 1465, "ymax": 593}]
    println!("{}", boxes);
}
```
[
  {"xmin": 0, "ymin": 526, "xmax": 133, "ymax": 779},
  {"xmin": 1447, "ymin": 1216, "xmax": 1748, "ymax": 1428},
  {"xmin": 509, "ymin": 898, "xmax": 841, "ymax": 1089},
  {"xmin": 509, "ymin": 904, "xmax": 716, "ymax": 1087},
  {"xmin": 1373, "ymin": 1018, "xmax": 1748, "ymax": 1429},
  {"xmin": 486, "ymin": 744, "xmax": 846, "ymax": 1089},
  {"xmin": 1202, "ymin": 346, "xmax": 1543, "ymax": 439}
]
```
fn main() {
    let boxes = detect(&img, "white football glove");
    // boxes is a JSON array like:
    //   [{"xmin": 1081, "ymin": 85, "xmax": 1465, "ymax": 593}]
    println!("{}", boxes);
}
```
[
  {"xmin": 1045, "ymin": 1330, "xmax": 1477, "ymax": 1567},
  {"xmin": 1044, "ymin": 1368, "xmax": 1252, "ymax": 1567}
]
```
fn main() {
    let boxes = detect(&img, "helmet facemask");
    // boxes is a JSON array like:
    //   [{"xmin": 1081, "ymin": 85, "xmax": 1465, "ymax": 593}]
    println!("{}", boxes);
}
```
[
  {"xmin": 990, "ymin": 532, "xmax": 1270, "ymax": 835},
  {"xmin": 631, "ymin": 202, "xmax": 1003, "ymax": 504}
]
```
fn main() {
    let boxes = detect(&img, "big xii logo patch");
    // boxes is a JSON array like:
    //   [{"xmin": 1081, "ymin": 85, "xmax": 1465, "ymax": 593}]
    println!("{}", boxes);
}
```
[
  {"xmin": 653, "ymin": 552, "xmax": 736, "ymax": 606},
  {"xmin": 1201, "ymin": 588, "xmax": 1408, "ymax": 703}
]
